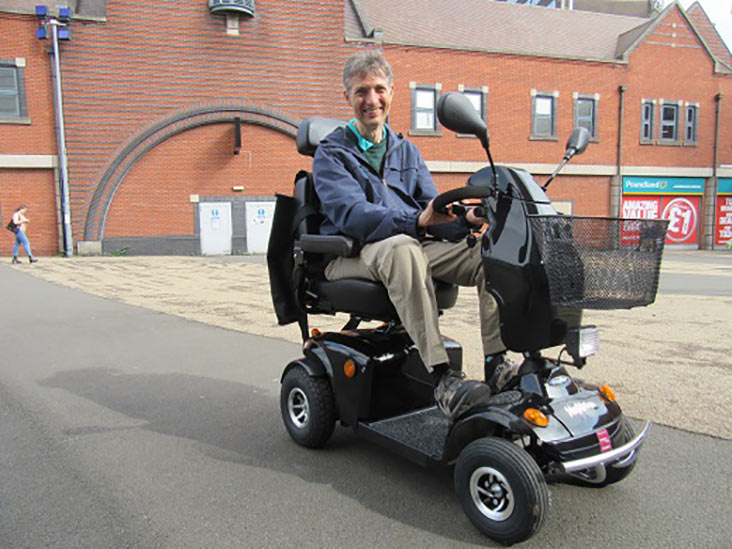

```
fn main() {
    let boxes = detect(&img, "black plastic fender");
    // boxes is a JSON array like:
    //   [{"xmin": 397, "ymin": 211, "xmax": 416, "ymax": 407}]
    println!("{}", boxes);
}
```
[
  {"xmin": 443, "ymin": 407, "xmax": 533, "ymax": 463},
  {"xmin": 280, "ymin": 356, "xmax": 327, "ymax": 382}
]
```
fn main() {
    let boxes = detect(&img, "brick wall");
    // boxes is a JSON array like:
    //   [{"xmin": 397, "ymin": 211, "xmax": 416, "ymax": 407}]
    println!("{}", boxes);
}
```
[
  {"xmin": 3, "ymin": 2, "xmax": 731, "ymax": 251},
  {"xmin": 104, "ymin": 122, "xmax": 311, "ymax": 237},
  {"xmin": 58, "ymin": 0, "xmax": 359, "ymax": 242},
  {"xmin": 0, "ymin": 13, "xmax": 59, "ymax": 256}
]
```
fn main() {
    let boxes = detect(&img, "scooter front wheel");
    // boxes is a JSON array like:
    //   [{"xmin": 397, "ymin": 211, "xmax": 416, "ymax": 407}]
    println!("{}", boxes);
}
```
[
  {"xmin": 455, "ymin": 437, "xmax": 548, "ymax": 545},
  {"xmin": 280, "ymin": 366, "xmax": 336, "ymax": 448}
]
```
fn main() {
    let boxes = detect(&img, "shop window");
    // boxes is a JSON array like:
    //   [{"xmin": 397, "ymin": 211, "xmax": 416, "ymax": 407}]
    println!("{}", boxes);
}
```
[
  {"xmin": 659, "ymin": 102, "xmax": 680, "ymax": 143},
  {"xmin": 531, "ymin": 90, "xmax": 557, "ymax": 139},
  {"xmin": 685, "ymin": 104, "xmax": 698, "ymax": 144},
  {"xmin": 0, "ymin": 59, "xmax": 28, "ymax": 122},
  {"xmin": 574, "ymin": 93, "xmax": 598, "ymax": 139},
  {"xmin": 410, "ymin": 83, "xmax": 441, "ymax": 135},
  {"xmin": 641, "ymin": 100, "xmax": 655, "ymax": 142}
]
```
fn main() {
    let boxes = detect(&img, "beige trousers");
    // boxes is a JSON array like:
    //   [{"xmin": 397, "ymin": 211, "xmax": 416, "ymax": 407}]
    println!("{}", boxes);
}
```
[{"xmin": 324, "ymin": 234, "xmax": 504, "ymax": 370}]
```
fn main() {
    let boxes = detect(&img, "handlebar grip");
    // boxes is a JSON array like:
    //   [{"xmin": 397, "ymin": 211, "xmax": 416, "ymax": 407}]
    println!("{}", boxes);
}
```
[
  {"xmin": 450, "ymin": 204, "xmax": 467, "ymax": 217},
  {"xmin": 432, "ymin": 187, "xmax": 495, "ymax": 214}
]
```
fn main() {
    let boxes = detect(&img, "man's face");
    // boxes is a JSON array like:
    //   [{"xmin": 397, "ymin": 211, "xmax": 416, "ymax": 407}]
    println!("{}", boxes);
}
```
[{"xmin": 345, "ymin": 71, "xmax": 393, "ymax": 134}]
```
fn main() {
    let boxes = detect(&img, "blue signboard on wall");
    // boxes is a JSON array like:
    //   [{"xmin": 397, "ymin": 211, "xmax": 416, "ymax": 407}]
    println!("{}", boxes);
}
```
[
  {"xmin": 623, "ymin": 176, "xmax": 705, "ymax": 195},
  {"xmin": 719, "ymin": 178, "xmax": 732, "ymax": 195}
]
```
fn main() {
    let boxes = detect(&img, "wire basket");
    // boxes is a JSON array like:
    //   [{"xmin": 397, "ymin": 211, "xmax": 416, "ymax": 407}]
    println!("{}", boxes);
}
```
[{"xmin": 529, "ymin": 216, "xmax": 669, "ymax": 309}]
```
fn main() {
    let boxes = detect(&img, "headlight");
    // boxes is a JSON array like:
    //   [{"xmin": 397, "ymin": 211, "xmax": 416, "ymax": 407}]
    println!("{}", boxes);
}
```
[{"xmin": 566, "ymin": 325, "xmax": 599, "ymax": 365}]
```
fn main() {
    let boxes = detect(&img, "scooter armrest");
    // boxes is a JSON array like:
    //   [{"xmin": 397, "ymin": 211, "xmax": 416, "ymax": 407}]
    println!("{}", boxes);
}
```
[{"xmin": 296, "ymin": 235, "xmax": 359, "ymax": 257}]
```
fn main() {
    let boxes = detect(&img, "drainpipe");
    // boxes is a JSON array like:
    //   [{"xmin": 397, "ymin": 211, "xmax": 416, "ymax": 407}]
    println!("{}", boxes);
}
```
[
  {"xmin": 710, "ymin": 92, "xmax": 722, "ymax": 249},
  {"xmin": 49, "ymin": 19, "xmax": 73, "ymax": 257},
  {"xmin": 612, "ymin": 85, "xmax": 626, "ymax": 218}
]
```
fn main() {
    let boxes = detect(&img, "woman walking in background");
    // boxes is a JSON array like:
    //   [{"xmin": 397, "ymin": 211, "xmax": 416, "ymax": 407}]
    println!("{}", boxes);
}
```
[{"xmin": 10, "ymin": 205, "xmax": 38, "ymax": 264}]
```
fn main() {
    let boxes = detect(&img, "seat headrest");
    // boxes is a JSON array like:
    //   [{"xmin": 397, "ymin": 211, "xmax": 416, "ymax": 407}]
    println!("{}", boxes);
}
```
[{"xmin": 296, "ymin": 118, "xmax": 345, "ymax": 157}]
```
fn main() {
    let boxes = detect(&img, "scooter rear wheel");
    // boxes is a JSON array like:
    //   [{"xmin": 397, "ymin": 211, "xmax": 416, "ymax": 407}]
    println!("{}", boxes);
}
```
[
  {"xmin": 455, "ymin": 437, "xmax": 548, "ymax": 545},
  {"xmin": 280, "ymin": 366, "xmax": 336, "ymax": 448}
]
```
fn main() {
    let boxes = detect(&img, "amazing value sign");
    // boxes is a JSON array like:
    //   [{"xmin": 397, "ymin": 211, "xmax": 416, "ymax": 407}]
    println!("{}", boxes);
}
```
[
  {"xmin": 716, "ymin": 178, "xmax": 732, "ymax": 247},
  {"xmin": 622, "ymin": 195, "xmax": 700, "ymax": 245}
]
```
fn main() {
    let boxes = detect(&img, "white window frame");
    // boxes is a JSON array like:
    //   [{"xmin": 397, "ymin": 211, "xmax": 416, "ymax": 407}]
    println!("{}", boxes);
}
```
[
  {"xmin": 409, "ymin": 82, "xmax": 442, "ymax": 136},
  {"xmin": 531, "ymin": 89, "xmax": 558, "ymax": 139},
  {"xmin": 0, "ymin": 58, "xmax": 29, "ymax": 123},
  {"xmin": 684, "ymin": 102, "xmax": 698, "ymax": 145},
  {"xmin": 640, "ymin": 99, "xmax": 656, "ymax": 143},
  {"xmin": 659, "ymin": 100, "xmax": 681, "ymax": 143},
  {"xmin": 573, "ymin": 92, "xmax": 599, "ymax": 140}
]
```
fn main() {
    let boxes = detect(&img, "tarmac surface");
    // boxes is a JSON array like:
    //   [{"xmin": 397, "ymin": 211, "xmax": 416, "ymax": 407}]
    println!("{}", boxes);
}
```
[{"xmin": 13, "ymin": 249, "xmax": 732, "ymax": 440}]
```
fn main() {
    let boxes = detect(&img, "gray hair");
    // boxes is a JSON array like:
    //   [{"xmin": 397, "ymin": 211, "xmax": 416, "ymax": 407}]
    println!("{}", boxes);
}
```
[{"xmin": 342, "ymin": 49, "xmax": 393, "ymax": 95}]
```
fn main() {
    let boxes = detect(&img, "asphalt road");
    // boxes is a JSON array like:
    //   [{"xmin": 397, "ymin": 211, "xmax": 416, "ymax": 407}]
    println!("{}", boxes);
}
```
[{"xmin": 1, "ymin": 264, "xmax": 731, "ymax": 547}]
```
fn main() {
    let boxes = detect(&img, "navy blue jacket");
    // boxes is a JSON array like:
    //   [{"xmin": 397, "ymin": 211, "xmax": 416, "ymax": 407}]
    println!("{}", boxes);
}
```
[{"xmin": 312, "ymin": 125, "xmax": 469, "ymax": 243}]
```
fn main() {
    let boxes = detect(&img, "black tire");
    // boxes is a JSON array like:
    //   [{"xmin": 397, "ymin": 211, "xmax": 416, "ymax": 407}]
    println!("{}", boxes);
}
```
[
  {"xmin": 280, "ymin": 366, "xmax": 336, "ymax": 448},
  {"xmin": 454, "ymin": 437, "xmax": 548, "ymax": 546},
  {"xmin": 569, "ymin": 422, "xmax": 637, "ymax": 488}
]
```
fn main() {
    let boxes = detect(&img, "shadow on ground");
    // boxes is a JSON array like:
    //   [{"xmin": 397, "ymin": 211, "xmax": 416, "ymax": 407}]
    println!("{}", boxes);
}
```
[{"xmin": 40, "ymin": 367, "xmax": 494, "ymax": 545}]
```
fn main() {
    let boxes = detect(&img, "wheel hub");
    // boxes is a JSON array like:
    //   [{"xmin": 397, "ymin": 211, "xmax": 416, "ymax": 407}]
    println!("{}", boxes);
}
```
[
  {"xmin": 287, "ymin": 387, "xmax": 310, "ymax": 429},
  {"xmin": 470, "ymin": 466, "xmax": 515, "ymax": 521}
]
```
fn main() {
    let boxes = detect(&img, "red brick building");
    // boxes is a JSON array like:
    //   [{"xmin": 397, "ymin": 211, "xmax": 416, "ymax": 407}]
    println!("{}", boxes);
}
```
[{"xmin": 1, "ymin": 0, "xmax": 730, "ymax": 255}]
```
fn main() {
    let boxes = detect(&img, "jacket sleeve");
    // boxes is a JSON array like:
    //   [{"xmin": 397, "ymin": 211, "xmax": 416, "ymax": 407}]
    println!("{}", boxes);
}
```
[
  {"xmin": 313, "ymin": 147, "xmax": 422, "ymax": 243},
  {"xmin": 410, "ymin": 144, "xmax": 472, "ymax": 243}
]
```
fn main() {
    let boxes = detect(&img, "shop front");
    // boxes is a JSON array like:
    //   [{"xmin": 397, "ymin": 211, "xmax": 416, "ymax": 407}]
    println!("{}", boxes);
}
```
[
  {"xmin": 621, "ymin": 176, "xmax": 705, "ymax": 249},
  {"xmin": 715, "ymin": 178, "xmax": 732, "ymax": 249}
]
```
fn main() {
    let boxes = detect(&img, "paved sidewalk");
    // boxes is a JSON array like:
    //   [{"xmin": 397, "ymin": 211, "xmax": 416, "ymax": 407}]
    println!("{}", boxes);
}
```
[{"xmin": 8, "ymin": 251, "xmax": 732, "ymax": 439}]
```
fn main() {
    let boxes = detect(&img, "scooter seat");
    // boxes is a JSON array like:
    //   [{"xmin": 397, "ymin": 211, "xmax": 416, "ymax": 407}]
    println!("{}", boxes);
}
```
[{"xmin": 312, "ymin": 277, "xmax": 458, "ymax": 320}]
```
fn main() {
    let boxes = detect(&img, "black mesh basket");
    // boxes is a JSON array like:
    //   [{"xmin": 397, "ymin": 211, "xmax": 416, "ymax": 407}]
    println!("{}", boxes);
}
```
[{"xmin": 529, "ymin": 216, "xmax": 668, "ymax": 309}]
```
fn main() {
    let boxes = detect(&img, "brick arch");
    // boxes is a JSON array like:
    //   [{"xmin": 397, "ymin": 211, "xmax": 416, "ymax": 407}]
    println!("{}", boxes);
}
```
[{"xmin": 84, "ymin": 105, "xmax": 298, "ymax": 241}]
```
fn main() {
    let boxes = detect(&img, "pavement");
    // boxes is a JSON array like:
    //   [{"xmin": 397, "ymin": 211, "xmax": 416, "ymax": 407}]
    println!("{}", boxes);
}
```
[{"xmin": 10, "ymin": 249, "xmax": 732, "ymax": 440}]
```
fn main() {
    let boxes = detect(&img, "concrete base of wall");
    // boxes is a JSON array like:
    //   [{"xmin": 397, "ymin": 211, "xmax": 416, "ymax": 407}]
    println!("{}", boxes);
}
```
[
  {"xmin": 77, "ymin": 240, "xmax": 103, "ymax": 256},
  {"xmin": 101, "ymin": 235, "xmax": 248, "ymax": 256}
]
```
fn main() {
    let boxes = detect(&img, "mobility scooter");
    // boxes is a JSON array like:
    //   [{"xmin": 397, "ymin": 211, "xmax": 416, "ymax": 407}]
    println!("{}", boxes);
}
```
[{"xmin": 267, "ymin": 92, "xmax": 667, "ymax": 545}]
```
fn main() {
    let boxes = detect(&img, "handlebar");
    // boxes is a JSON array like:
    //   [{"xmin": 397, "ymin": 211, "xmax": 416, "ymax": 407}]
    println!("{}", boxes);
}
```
[{"xmin": 432, "ymin": 187, "xmax": 495, "ymax": 214}]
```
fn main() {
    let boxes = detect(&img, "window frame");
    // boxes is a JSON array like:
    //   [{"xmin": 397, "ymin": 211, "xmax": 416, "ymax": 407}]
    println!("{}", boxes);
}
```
[
  {"xmin": 659, "ymin": 100, "xmax": 681, "ymax": 144},
  {"xmin": 409, "ymin": 82, "xmax": 442, "ymax": 136},
  {"xmin": 640, "ymin": 99, "xmax": 656, "ymax": 143},
  {"xmin": 684, "ymin": 103, "xmax": 698, "ymax": 145},
  {"xmin": 530, "ymin": 90, "xmax": 558, "ymax": 140},
  {"xmin": 0, "ymin": 58, "xmax": 29, "ymax": 124},
  {"xmin": 573, "ymin": 92, "xmax": 599, "ymax": 140}
]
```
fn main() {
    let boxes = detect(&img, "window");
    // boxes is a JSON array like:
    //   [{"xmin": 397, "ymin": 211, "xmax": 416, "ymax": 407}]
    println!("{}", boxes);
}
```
[
  {"xmin": 0, "ymin": 59, "xmax": 28, "ymax": 122},
  {"xmin": 457, "ymin": 86, "xmax": 488, "ymax": 136},
  {"xmin": 660, "ymin": 102, "xmax": 679, "ymax": 142},
  {"xmin": 574, "ymin": 93, "xmax": 598, "ymax": 139},
  {"xmin": 410, "ymin": 83, "xmax": 441, "ymax": 134},
  {"xmin": 531, "ymin": 91, "xmax": 557, "ymax": 138},
  {"xmin": 641, "ymin": 100, "xmax": 655, "ymax": 142},
  {"xmin": 685, "ymin": 104, "xmax": 698, "ymax": 144},
  {"xmin": 461, "ymin": 88, "xmax": 486, "ymax": 121}
]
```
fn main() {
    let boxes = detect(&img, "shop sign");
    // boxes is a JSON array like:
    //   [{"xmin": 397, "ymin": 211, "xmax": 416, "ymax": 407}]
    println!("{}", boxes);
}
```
[
  {"xmin": 715, "ymin": 178, "xmax": 732, "ymax": 247},
  {"xmin": 623, "ymin": 176, "xmax": 705, "ymax": 195},
  {"xmin": 621, "ymin": 195, "xmax": 700, "ymax": 245}
]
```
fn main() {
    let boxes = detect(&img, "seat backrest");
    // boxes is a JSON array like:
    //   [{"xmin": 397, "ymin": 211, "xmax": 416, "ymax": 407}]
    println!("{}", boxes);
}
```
[
  {"xmin": 296, "ymin": 118, "xmax": 345, "ymax": 157},
  {"xmin": 293, "ymin": 170, "xmax": 322, "ymax": 238}
]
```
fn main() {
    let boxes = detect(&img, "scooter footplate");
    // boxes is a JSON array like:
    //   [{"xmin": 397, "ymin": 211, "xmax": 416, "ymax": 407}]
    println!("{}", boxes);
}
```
[{"xmin": 359, "ymin": 406, "xmax": 449, "ymax": 466}]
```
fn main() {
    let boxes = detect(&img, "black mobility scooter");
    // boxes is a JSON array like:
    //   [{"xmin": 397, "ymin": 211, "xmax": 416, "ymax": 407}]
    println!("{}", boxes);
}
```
[{"xmin": 267, "ymin": 92, "xmax": 668, "ymax": 545}]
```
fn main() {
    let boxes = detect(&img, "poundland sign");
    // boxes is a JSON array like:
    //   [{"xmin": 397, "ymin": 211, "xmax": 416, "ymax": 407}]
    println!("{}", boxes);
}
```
[{"xmin": 623, "ymin": 176, "xmax": 705, "ymax": 195}]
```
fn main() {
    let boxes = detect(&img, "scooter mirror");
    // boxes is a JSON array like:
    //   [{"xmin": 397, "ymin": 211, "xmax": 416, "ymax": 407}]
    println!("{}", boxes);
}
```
[
  {"xmin": 437, "ymin": 92, "xmax": 487, "ymax": 138},
  {"xmin": 566, "ymin": 127, "xmax": 591, "ymax": 157}
]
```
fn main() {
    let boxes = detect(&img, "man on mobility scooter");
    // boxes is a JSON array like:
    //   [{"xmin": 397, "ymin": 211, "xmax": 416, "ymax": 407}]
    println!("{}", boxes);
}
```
[{"xmin": 313, "ymin": 49, "xmax": 505, "ymax": 420}]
